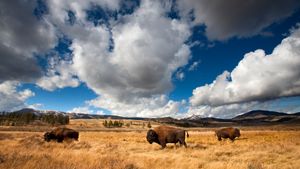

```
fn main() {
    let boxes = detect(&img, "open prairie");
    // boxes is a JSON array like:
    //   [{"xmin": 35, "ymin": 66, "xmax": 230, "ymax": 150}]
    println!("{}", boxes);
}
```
[{"xmin": 0, "ymin": 120, "xmax": 300, "ymax": 169}]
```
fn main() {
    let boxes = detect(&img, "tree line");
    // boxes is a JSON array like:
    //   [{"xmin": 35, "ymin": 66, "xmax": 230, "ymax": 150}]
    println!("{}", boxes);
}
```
[
  {"xmin": 103, "ymin": 120, "xmax": 124, "ymax": 128},
  {"xmin": 103, "ymin": 120, "xmax": 152, "ymax": 128},
  {"xmin": 0, "ymin": 111, "xmax": 69, "ymax": 126}
]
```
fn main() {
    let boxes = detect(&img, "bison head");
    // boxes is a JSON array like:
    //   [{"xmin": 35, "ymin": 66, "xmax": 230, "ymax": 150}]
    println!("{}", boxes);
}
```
[
  {"xmin": 146, "ymin": 129, "xmax": 158, "ymax": 144},
  {"xmin": 44, "ymin": 132, "xmax": 55, "ymax": 142}
]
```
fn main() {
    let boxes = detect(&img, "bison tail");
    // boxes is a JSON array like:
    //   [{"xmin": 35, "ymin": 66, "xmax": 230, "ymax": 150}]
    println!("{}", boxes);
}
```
[{"xmin": 186, "ymin": 131, "xmax": 189, "ymax": 138}]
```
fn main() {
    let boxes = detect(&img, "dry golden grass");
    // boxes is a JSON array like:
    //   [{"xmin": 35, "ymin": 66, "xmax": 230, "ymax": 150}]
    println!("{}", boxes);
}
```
[
  {"xmin": 0, "ymin": 125, "xmax": 300, "ymax": 169},
  {"xmin": 67, "ymin": 119, "xmax": 161, "ymax": 131}
]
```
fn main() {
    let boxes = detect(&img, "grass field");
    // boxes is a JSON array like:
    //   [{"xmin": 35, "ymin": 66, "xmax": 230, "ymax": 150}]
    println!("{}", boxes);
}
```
[{"xmin": 0, "ymin": 120, "xmax": 300, "ymax": 169}]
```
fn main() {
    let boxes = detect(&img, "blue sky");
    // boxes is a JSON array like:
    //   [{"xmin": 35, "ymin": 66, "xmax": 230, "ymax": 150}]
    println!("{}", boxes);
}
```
[{"xmin": 1, "ymin": 0, "xmax": 300, "ymax": 118}]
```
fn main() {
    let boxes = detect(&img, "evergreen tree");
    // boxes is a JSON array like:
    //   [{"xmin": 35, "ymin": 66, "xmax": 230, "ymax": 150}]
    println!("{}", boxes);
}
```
[
  {"xmin": 103, "ymin": 120, "xmax": 108, "ymax": 127},
  {"xmin": 118, "ymin": 120, "xmax": 123, "ymax": 127},
  {"xmin": 147, "ymin": 121, "xmax": 152, "ymax": 128},
  {"xmin": 108, "ymin": 120, "xmax": 113, "ymax": 128},
  {"xmin": 113, "ymin": 120, "xmax": 119, "ymax": 127}
]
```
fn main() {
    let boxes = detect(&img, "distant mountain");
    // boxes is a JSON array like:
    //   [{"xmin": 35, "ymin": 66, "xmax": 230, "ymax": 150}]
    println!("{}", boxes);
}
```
[
  {"xmin": 294, "ymin": 112, "xmax": 300, "ymax": 116},
  {"xmin": 184, "ymin": 114, "xmax": 202, "ymax": 121},
  {"xmin": 68, "ymin": 112, "xmax": 148, "ymax": 120},
  {"xmin": 68, "ymin": 113, "xmax": 120, "ymax": 119},
  {"xmin": 1, "ymin": 108, "xmax": 69, "ymax": 125},
  {"xmin": 5, "ymin": 108, "xmax": 300, "ymax": 127},
  {"xmin": 14, "ymin": 108, "xmax": 36, "ymax": 114},
  {"xmin": 13, "ymin": 108, "xmax": 67, "ymax": 116},
  {"xmin": 180, "ymin": 116, "xmax": 234, "ymax": 127},
  {"xmin": 232, "ymin": 110, "xmax": 287, "ymax": 120},
  {"xmin": 8, "ymin": 108, "xmax": 149, "ymax": 120},
  {"xmin": 182, "ymin": 110, "xmax": 300, "ymax": 127},
  {"xmin": 184, "ymin": 115, "xmax": 231, "ymax": 122},
  {"xmin": 231, "ymin": 110, "xmax": 300, "ymax": 124}
]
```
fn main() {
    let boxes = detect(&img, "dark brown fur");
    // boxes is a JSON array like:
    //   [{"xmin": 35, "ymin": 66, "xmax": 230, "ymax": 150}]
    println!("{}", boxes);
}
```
[
  {"xmin": 215, "ymin": 127, "xmax": 240, "ymax": 142},
  {"xmin": 44, "ymin": 127, "xmax": 79, "ymax": 143},
  {"xmin": 146, "ymin": 126, "xmax": 189, "ymax": 149}
]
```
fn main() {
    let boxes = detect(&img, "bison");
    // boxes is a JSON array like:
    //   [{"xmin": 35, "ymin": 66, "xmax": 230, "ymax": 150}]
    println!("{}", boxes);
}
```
[
  {"xmin": 215, "ymin": 127, "xmax": 240, "ymax": 142},
  {"xmin": 146, "ymin": 125, "xmax": 189, "ymax": 149},
  {"xmin": 44, "ymin": 127, "xmax": 79, "ymax": 143}
]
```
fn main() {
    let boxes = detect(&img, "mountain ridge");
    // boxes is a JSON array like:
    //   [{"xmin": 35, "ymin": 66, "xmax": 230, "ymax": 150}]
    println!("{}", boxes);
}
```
[{"xmin": 3, "ymin": 108, "xmax": 300, "ymax": 127}]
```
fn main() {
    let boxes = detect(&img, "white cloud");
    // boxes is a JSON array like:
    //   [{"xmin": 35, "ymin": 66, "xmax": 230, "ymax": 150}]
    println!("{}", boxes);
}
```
[
  {"xmin": 177, "ymin": 0, "xmax": 300, "ymax": 40},
  {"xmin": 186, "ymin": 96, "xmax": 300, "ymax": 119},
  {"xmin": 3, "ymin": 0, "xmax": 299, "ymax": 119},
  {"xmin": 46, "ymin": 0, "xmax": 121, "ymax": 24},
  {"xmin": 68, "ymin": 106, "xmax": 105, "ymax": 115},
  {"xmin": 27, "ymin": 0, "xmax": 192, "ymax": 117},
  {"xmin": 176, "ymin": 71, "xmax": 185, "ymax": 80},
  {"xmin": 190, "ymin": 26, "xmax": 300, "ymax": 107},
  {"xmin": 188, "ymin": 61, "xmax": 200, "ymax": 71},
  {"xmin": 27, "ymin": 103, "xmax": 44, "ymax": 110},
  {"xmin": 0, "ymin": 81, "xmax": 35, "ymax": 111},
  {"xmin": 89, "ymin": 95, "xmax": 183, "ymax": 117},
  {"xmin": 188, "ymin": 41, "xmax": 204, "ymax": 48},
  {"xmin": 37, "ymin": 55, "xmax": 80, "ymax": 91},
  {"xmin": 69, "ymin": 0, "xmax": 191, "ymax": 104},
  {"xmin": 186, "ymin": 102, "xmax": 258, "ymax": 119},
  {"xmin": 69, "ymin": 106, "xmax": 91, "ymax": 114}
]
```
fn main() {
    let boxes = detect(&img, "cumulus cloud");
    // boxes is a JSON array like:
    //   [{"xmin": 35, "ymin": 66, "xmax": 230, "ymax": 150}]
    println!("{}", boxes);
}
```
[
  {"xmin": 36, "ymin": 55, "xmax": 80, "ymax": 91},
  {"xmin": 0, "ymin": 0, "xmax": 57, "ymax": 82},
  {"xmin": 0, "ymin": 81, "xmax": 35, "ymax": 111},
  {"xmin": 177, "ymin": 0, "xmax": 300, "ymax": 40},
  {"xmin": 2, "ymin": 0, "xmax": 299, "ymax": 118},
  {"xmin": 39, "ymin": 0, "xmax": 191, "ymax": 117},
  {"xmin": 190, "ymin": 26, "xmax": 300, "ymax": 107},
  {"xmin": 68, "ymin": 106, "xmax": 104, "ymax": 115},
  {"xmin": 46, "ymin": 0, "xmax": 121, "ymax": 24},
  {"xmin": 70, "ymin": 0, "xmax": 191, "ymax": 102},
  {"xmin": 89, "ymin": 95, "xmax": 184, "ymax": 117},
  {"xmin": 187, "ymin": 102, "xmax": 258, "ymax": 119},
  {"xmin": 27, "ymin": 103, "xmax": 44, "ymax": 110},
  {"xmin": 0, "ymin": 44, "xmax": 42, "ymax": 82},
  {"xmin": 187, "ymin": 96, "xmax": 300, "ymax": 118}
]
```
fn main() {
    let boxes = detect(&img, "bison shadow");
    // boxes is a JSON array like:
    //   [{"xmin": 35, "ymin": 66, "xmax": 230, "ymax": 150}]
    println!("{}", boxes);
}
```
[
  {"xmin": 235, "ymin": 137, "xmax": 248, "ymax": 140},
  {"xmin": 189, "ymin": 143, "xmax": 207, "ymax": 150}
]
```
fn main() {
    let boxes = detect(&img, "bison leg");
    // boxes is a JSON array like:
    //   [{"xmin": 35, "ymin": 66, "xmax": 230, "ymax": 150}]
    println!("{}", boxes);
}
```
[
  {"xmin": 160, "ymin": 144, "xmax": 166, "ymax": 149},
  {"xmin": 217, "ymin": 137, "xmax": 222, "ymax": 141},
  {"xmin": 180, "ymin": 140, "xmax": 187, "ymax": 148},
  {"xmin": 160, "ymin": 141, "xmax": 166, "ymax": 149},
  {"xmin": 178, "ymin": 139, "xmax": 187, "ymax": 148},
  {"xmin": 229, "ymin": 137, "xmax": 235, "ymax": 142},
  {"xmin": 158, "ymin": 138, "xmax": 166, "ymax": 149},
  {"xmin": 183, "ymin": 142, "xmax": 187, "ymax": 148}
]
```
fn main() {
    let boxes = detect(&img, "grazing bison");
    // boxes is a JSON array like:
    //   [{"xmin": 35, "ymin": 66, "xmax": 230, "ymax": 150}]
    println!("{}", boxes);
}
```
[
  {"xmin": 146, "ymin": 125, "xmax": 189, "ymax": 149},
  {"xmin": 44, "ymin": 127, "xmax": 79, "ymax": 143},
  {"xmin": 215, "ymin": 127, "xmax": 240, "ymax": 142}
]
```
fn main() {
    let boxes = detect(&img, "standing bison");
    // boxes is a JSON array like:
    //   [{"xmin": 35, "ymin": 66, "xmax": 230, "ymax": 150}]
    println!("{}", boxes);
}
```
[
  {"xmin": 146, "ymin": 125, "xmax": 189, "ymax": 149},
  {"xmin": 44, "ymin": 127, "xmax": 79, "ymax": 143},
  {"xmin": 215, "ymin": 127, "xmax": 240, "ymax": 142}
]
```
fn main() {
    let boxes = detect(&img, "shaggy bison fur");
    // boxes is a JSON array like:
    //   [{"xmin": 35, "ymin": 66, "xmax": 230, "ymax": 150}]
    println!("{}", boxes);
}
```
[
  {"xmin": 44, "ymin": 127, "xmax": 79, "ymax": 143},
  {"xmin": 146, "ymin": 126, "xmax": 189, "ymax": 149},
  {"xmin": 215, "ymin": 127, "xmax": 240, "ymax": 142}
]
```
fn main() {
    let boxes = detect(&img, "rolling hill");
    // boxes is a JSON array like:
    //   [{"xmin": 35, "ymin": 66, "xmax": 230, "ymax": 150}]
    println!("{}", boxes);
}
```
[{"xmin": 2, "ymin": 108, "xmax": 300, "ymax": 127}]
